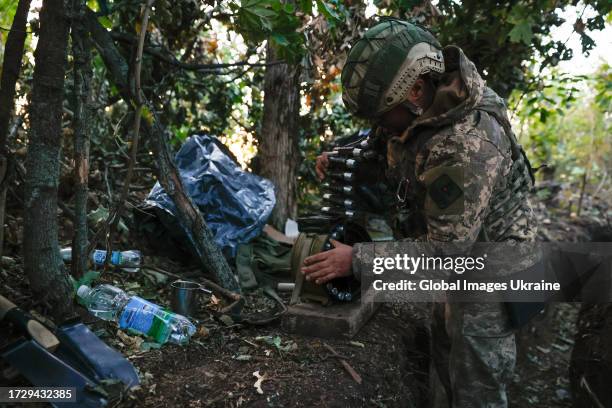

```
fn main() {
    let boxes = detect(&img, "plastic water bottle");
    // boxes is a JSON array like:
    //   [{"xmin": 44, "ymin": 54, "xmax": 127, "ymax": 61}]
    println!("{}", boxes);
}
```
[
  {"xmin": 77, "ymin": 284, "xmax": 196, "ymax": 345},
  {"xmin": 60, "ymin": 248, "xmax": 142, "ymax": 273}
]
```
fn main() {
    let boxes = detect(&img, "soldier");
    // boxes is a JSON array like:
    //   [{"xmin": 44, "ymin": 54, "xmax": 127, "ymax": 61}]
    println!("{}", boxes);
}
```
[{"xmin": 302, "ymin": 18, "xmax": 538, "ymax": 407}]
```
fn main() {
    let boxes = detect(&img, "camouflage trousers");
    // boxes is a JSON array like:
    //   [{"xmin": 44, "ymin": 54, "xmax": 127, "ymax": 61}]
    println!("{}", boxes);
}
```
[{"xmin": 430, "ymin": 302, "xmax": 516, "ymax": 408}]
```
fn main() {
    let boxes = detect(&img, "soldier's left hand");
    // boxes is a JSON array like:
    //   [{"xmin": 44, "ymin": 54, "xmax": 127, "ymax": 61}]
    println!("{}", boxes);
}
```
[{"xmin": 301, "ymin": 239, "xmax": 353, "ymax": 285}]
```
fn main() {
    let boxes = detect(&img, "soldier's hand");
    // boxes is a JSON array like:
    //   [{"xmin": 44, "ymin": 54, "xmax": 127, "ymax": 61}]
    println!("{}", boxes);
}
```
[
  {"xmin": 301, "ymin": 239, "xmax": 352, "ymax": 285},
  {"xmin": 315, "ymin": 153, "xmax": 329, "ymax": 181}
]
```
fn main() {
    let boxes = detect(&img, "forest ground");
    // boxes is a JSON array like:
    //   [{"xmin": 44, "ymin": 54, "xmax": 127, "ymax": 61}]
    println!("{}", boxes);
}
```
[{"xmin": 0, "ymin": 189, "xmax": 609, "ymax": 407}]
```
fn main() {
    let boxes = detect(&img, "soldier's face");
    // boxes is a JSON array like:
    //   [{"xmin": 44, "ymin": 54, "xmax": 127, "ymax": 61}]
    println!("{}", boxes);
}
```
[
  {"xmin": 377, "ymin": 77, "xmax": 430, "ymax": 133},
  {"xmin": 378, "ymin": 104, "xmax": 417, "ymax": 134}
]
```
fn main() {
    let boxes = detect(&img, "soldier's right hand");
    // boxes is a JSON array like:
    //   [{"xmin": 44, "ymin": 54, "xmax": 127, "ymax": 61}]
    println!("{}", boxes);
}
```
[{"xmin": 315, "ymin": 153, "xmax": 329, "ymax": 181}]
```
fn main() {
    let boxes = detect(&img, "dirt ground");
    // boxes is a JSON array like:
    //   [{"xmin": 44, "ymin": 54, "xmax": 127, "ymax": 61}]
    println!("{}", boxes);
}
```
[
  {"xmin": 0, "ymin": 254, "xmax": 581, "ymax": 408},
  {"xmin": 127, "ymin": 303, "xmax": 430, "ymax": 408},
  {"xmin": 510, "ymin": 303, "xmax": 578, "ymax": 407},
  {"xmin": 1, "ymin": 191, "xmax": 608, "ymax": 407},
  {"xmin": 0, "ymin": 252, "xmax": 431, "ymax": 407}
]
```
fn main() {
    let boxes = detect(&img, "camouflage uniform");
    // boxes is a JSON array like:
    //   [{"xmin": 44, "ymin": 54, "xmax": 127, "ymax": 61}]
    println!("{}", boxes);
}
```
[{"xmin": 352, "ymin": 45, "xmax": 538, "ymax": 407}]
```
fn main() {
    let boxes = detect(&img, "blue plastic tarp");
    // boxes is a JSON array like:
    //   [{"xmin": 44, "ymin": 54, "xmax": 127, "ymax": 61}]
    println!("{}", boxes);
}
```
[{"xmin": 145, "ymin": 134, "xmax": 276, "ymax": 258}]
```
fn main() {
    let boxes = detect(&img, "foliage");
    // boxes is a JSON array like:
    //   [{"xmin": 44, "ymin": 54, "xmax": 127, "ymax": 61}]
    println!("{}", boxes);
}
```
[
  {"xmin": 375, "ymin": 0, "xmax": 612, "ymax": 98},
  {"xmin": 1, "ymin": 0, "xmax": 610, "ymax": 215},
  {"xmin": 230, "ymin": 0, "xmax": 306, "ymax": 62},
  {"xmin": 0, "ymin": 0, "xmax": 19, "ymax": 30},
  {"xmin": 512, "ymin": 64, "xmax": 611, "ymax": 197}
]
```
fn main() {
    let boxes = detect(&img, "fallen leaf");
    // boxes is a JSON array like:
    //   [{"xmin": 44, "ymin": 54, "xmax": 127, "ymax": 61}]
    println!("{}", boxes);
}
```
[
  {"xmin": 551, "ymin": 343, "xmax": 569, "ymax": 352},
  {"xmin": 124, "ymin": 281, "xmax": 141, "ymax": 291},
  {"xmin": 1, "ymin": 256, "xmax": 16, "ymax": 268},
  {"xmin": 253, "ymin": 370, "xmax": 267, "ymax": 395},
  {"xmin": 536, "ymin": 346, "xmax": 550, "ymax": 354},
  {"xmin": 140, "ymin": 341, "xmax": 162, "ymax": 352},
  {"xmin": 141, "ymin": 371, "xmax": 154, "ymax": 386},
  {"xmin": 143, "ymin": 269, "xmax": 169, "ymax": 285},
  {"xmin": 116, "ymin": 329, "xmax": 144, "ymax": 353},
  {"xmin": 255, "ymin": 335, "xmax": 296, "ymax": 352},
  {"xmin": 219, "ymin": 314, "xmax": 234, "ymax": 326},
  {"xmin": 195, "ymin": 326, "xmax": 210, "ymax": 338}
]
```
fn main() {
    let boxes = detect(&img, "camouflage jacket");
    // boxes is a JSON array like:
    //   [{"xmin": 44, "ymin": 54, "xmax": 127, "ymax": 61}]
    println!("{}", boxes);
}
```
[{"xmin": 353, "ymin": 46, "xmax": 538, "ymax": 277}]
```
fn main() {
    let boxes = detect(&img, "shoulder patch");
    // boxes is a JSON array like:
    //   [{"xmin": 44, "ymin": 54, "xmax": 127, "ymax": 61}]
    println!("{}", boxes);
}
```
[
  {"xmin": 429, "ymin": 174, "xmax": 462, "ymax": 209},
  {"xmin": 420, "ymin": 165, "xmax": 464, "ymax": 216}
]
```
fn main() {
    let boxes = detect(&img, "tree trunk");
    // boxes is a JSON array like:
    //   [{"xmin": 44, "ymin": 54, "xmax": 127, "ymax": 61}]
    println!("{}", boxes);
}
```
[
  {"xmin": 70, "ymin": 0, "xmax": 94, "ymax": 278},
  {"xmin": 0, "ymin": 0, "xmax": 32, "ymax": 261},
  {"xmin": 258, "ymin": 42, "xmax": 301, "ymax": 230},
  {"xmin": 23, "ymin": 0, "xmax": 73, "ymax": 319}
]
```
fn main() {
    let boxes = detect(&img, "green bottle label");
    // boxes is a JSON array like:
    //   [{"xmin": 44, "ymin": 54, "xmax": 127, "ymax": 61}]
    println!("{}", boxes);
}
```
[{"xmin": 147, "ymin": 309, "xmax": 174, "ymax": 342}]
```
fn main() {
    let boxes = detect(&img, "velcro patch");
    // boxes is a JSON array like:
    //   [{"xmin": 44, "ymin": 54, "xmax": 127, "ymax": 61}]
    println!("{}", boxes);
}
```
[
  {"xmin": 420, "ymin": 165, "xmax": 465, "ymax": 215},
  {"xmin": 428, "ymin": 174, "xmax": 463, "ymax": 209}
]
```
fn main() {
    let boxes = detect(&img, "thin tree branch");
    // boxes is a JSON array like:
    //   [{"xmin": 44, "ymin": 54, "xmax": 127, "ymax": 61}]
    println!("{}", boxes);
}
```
[
  {"xmin": 0, "ymin": 0, "xmax": 31, "ymax": 151},
  {"xmin": 70, "ymin": 0, "xmax": 94, "ymax": 278},
  {"xmin": 0, "ymin": 26, "xmax": 31, "ymax": 33},
  {"xmin": 84, "ymin": 8, "xmax": 132, "ymax": 100},
  {"xmin": 101, "ymin": 0, "xmax": 155, "ymax": 269},
  {"xmin": 0, "ymin": 0, "xmax": 32, "ymax": 265},
  {"xmin": 109, "ymin": 31, "xmax": 283, "ymax": 72}
]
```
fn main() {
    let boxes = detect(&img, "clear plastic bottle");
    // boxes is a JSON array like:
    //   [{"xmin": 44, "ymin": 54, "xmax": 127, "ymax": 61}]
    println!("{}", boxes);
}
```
[
  {"xmin": 60, "ymin": 248, "xmax": 142, "ymax": 273},
  {"xmin": 77, "ymin": 284, "xmax": 196, "ymax": 345}
]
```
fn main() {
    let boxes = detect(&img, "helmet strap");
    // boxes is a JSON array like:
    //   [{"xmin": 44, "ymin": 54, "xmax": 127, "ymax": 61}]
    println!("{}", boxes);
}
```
[{"xmin": 400, "ymin": 100, "xmax": 423, "ymax": 116}]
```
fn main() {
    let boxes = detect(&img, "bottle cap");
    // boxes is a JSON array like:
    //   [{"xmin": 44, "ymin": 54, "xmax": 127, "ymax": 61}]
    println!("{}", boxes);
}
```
[{"xmin": 77, "ymin": 285, "xmax": 90, "ymax": 298}]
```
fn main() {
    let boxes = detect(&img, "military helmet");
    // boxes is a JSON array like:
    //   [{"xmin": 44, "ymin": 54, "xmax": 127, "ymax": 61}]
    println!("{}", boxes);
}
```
[{"xmin": 341, "ymin": 18, "xmax": 445, "ymax": 119}]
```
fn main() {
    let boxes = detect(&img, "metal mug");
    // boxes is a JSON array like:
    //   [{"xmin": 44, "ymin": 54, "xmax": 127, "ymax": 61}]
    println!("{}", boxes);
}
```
[{"xmin": 170, "ymin": 280, "xmax": 211, "ymax": 317}]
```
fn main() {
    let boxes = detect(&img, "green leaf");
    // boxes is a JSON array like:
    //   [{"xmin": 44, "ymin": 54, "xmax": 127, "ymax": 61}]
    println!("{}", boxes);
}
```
[
  {"xmin": 284, "ymin": 3, "xmax": 295, "ymax": 13},
  {"xmin": 140, "ymin": 341, "xmax": 162, "ymax": 351},
  {"xmin": 87, "ymin": 206, "xmax": 128, "ymax": 233},
  {"xmin": 81, "ymin": 270, "xmax": 101, "ymax": 286},
  {"xmin": 271, "ymin": 33, "xmax": 289, "ymax": 47},
  {"xmin": 272, "ymin": 336, "xmax": 282, "ymax": 348},
  {"xmin": 299, "ymin": 0, "xmax": 313, "ymax": 14},
  {"xmin": 98, "ymin": 15, "xmax": 112, "ymax": 29},
  {"xmin": 87, "ymin": 0, "xmax": 99, "ymax": 11},
  {"xmin": 508, "ymin": 21, "xmax": 533, "ymax": 45},
  {"xmin": 73, "ymin": 270, "xmax": 102, "ymax": 293},
  {"xmin": 250, "ymin": 7, "xmax": 277, "ymax": 18},
  {"xmin": 316, "ymin": 0, "xmax": 340, "ymax": 21},
  {"xmin": 88, "ymin": 206, "xmax": 109, "ymax": 225},
  {"xmin": 141, "ymin": 105, "xmax": 153, "ymax": 124}
]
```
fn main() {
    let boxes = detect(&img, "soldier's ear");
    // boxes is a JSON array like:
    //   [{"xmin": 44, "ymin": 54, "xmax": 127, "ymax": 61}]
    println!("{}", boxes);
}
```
[{"xmin": 407, "ymin": 78, "xmax": 425, "ymax": 102}]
